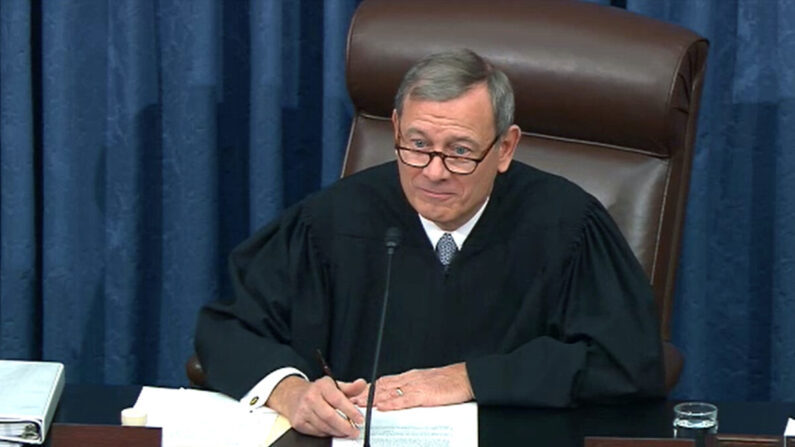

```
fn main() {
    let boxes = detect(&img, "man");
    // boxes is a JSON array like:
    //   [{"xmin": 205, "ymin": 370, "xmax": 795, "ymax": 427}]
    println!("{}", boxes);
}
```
[{"xmin": 195, "ymin": 49, "xmax": 664, "ymax": 439}]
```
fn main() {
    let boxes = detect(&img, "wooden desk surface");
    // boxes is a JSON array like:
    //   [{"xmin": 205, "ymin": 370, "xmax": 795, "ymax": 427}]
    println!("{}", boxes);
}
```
[{"xmin": 54, "ymin": 384, "xmax": 795, "ymax": 447}]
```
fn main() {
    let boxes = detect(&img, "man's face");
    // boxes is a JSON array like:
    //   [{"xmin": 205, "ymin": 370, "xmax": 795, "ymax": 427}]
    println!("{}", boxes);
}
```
[{"xmin": 393, "ymin": 83, "xmax": 517, "ymax": 231}]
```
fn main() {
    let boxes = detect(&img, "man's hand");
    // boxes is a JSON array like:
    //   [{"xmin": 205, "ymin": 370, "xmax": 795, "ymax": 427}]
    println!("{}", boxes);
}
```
[
  {"xmin": 350, "ymin": 362, "xmax": 474, "ymax": 411},
  {"xmin": 266, "ymin": 375, "xmax": 367, "ymax": 438}
]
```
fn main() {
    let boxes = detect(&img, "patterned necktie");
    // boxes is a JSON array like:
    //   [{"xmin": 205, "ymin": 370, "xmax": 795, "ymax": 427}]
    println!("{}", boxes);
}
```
[{"xmin": 436, "ymin": 233, "xmax": 458, "ymax": 269}]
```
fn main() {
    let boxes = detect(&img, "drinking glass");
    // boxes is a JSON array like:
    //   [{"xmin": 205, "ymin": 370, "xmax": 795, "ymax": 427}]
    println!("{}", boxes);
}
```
[{"xmin": 673, "ymin": 402, "xmax": 718, "ymax": 447}]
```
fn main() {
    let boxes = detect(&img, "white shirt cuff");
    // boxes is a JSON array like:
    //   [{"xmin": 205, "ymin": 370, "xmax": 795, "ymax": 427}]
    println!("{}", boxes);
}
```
[{"xmin": 240, "ymin": 367, "xmax": 307, "ymax": 411}]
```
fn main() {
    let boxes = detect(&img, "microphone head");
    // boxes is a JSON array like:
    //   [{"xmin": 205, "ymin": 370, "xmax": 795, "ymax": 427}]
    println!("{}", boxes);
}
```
[{"xmin": 384, "ymin": 227, "xmax": 401, "ymax": 249}]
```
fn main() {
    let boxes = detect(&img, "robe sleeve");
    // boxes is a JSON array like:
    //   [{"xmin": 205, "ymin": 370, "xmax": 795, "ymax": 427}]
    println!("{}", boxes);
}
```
[
  {"xmin": 195, "ymin": 203, "xmax": 329, "ymax": 399},
  {"xmin": 465, "ymin": 201, "xmax": 665, "ymax": 407}
]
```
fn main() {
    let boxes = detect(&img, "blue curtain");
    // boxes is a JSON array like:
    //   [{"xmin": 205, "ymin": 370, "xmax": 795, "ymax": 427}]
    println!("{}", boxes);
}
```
[
  {"xmin": 1, "ymin": 0, "xmax": 794, "ymax": 401},
  {"xmin": 0, "ymin": 0, "xmax": 359, "ymax": 386},
  {"xmin": 624, "ymin": 0, "xmax": 795, "ymax": 402}
]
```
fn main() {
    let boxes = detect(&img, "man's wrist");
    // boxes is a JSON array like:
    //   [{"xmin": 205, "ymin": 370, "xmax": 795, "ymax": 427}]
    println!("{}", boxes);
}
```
[
  {"xmin": 267, "ymin": 375, "xmax": 309, "ymax": 416},
  {"xmin": 241, "ymin": 367, "xmax": 307, "ymax": 411},
  {"xmin": 450, "ymin": 362, "xmax": 475, "ymax": 401}
]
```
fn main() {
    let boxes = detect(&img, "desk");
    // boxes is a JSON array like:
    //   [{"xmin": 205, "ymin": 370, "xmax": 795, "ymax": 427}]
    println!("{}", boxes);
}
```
[{"xmin": 55, "ymin": 385, "xmax": 795, "ymax": 446}]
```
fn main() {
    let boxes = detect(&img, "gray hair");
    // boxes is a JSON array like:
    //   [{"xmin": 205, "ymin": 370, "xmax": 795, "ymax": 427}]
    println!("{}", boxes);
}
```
[{"xmin": 394, "ymin": 49, "xmax": 515, "ymax": 138}]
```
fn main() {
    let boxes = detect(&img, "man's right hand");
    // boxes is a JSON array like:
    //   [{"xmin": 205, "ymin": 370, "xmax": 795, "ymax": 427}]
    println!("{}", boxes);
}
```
[{"xmin": 266, "ymin": 375, "xmax": 367, "ymax": 438}]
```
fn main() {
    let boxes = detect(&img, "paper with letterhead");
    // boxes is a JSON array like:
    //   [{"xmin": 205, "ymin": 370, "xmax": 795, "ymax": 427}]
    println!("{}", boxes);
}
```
[
  {"xmin": 333, "ymin": 402, "xmax": 477, "ymax": 447},
  {"xmin": 134, "ymin": 386, "xmax": 287, "ymax": 447}
]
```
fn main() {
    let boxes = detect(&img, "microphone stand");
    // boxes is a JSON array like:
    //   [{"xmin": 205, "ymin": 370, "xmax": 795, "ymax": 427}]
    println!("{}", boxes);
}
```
[{"xmin": 363, "ymin": 228, "xmax": 400, "ymax": 447}]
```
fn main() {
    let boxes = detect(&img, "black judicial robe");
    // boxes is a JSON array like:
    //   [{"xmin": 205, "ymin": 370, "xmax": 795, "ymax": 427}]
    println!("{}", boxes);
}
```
[{"xmin": 195, "ymin": 161, "xmax": 665, "ymax": 407}]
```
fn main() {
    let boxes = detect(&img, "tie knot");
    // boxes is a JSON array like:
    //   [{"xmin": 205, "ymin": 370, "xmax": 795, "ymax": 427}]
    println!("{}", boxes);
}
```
[{"xmin": 436, "ymin": 233, "xmax": 458, "ymax": 268}]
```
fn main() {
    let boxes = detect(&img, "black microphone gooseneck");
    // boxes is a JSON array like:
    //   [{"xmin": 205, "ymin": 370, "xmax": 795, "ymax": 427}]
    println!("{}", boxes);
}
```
[{"xmin": 363, "ymin": 227, "xmax": 401, "ymax": 447}]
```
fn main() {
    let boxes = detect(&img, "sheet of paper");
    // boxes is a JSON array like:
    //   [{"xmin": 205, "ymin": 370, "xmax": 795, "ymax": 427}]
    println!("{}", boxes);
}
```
[
  {"xmin": 263, "ymin": 414, "xmax": 292, "ymax": 446},
  {"xmin": 333, "ymin": 402, "xmax": 477, "ymax": 447},
  {"xmin": 784, "ymin": 418, "xmax": 795, "ymax": 437},
  {"xmin": 134, "ymin": 386, "xmax": 281, "ymax": 447}
]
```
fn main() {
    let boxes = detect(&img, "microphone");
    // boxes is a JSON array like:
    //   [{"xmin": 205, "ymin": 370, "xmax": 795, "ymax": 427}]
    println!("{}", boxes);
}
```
[{"xmin": 363, "ymin": 227, "xmax": 401, "ymax": 447}]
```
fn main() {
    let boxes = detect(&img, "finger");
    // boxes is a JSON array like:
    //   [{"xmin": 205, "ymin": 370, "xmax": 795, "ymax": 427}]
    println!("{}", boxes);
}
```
[
  {"xmin": 377, "ymin": 387, "xmax": 423, "ymax": 411},
  {"xmin": 308, "ymin": 405, "xmax": 349, "ymax": 438},
  {"xmin": 292, "ymin": 418, "xmax": 326, "ymax": 437},
  {"xmin": 379, "ymin": 369, "xmax": 420, "ymax": 385},
  {"xmin": 339, "ymin": 378, "xmax": 368, "ymax": 396},
  {"xmin": 323, "ymin": 385, "xmax": 365, "ymax": 426},
  {"xmin": 351, "ymin": 379, "xmax": 402, "ymax": 406},
  {"xmin": 374, "ymin": 373, "xmax": 402, "ymax": 389},
  {"xmin": 306, "ymin": 417, "xmax": 352, "ymax": 439},
  {"xmin": 372, "ymin": 382, "xmax": 407, "ymax": 406},
  {"xmin": 294, "ymin": 379, "xmax": 354, "ymax": 438},
  {"xmin": 312, "ymin": 395, "xmax": 359, "ymax": 438},
  {"xmin": 349, "ymin": 383, "xmax": 371, "ymax": 406},
  {"xmin": 292, "ymin": 401, "xmax": 337, "ymax": 438}
]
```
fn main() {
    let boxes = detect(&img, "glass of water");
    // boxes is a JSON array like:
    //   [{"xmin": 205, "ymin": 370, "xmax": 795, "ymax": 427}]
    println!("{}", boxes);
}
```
[{"xmin": 673, "ymin": 402, "xmax": 718, "ymax": 447}]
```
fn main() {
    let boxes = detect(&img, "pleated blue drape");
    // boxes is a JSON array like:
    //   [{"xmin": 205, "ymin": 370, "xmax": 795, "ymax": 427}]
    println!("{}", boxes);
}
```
[
  {"xmin": 624, "ymin": 0, "xmax": 795, "ymax": 402},
  {"xmin": 0, "ymin": 0, "xmax": 359, "ymax": 386},
  {"xmin": 1, "ymin": 0, "xmax": 794, "ymax": 401}
]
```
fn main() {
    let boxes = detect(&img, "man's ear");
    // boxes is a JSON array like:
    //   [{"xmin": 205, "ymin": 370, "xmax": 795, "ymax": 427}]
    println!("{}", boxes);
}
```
[
  {"xmin": 391, "ymin": 110, "xmax": 400, "ymax": 141},
  {"xmin": 497, "ymin": 124, "xmax": 521, "ymax": 173}
]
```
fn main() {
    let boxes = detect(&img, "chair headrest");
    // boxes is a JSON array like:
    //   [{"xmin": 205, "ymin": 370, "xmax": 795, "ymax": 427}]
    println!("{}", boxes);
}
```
[{"xmin": 347, "ymin": 0, "xmax": 708, "ymax": 157}]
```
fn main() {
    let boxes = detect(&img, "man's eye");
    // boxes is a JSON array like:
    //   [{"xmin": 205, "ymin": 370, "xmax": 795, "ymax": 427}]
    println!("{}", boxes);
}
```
[
  {"xmin": 412, "ymin": 140, "xmax": 429, "ymax": 149},
  {"xmin": 453, "ymin": 146, "xmax": 472, "ymax": 156}
]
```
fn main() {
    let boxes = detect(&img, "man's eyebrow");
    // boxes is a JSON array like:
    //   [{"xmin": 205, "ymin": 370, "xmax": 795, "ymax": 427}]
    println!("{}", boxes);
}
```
[
  {"xmin": 404, "ymin": 127, "xmax": 480, "ymax": 146},
  {"xmin": 448, "ymin": 136, "xmax": 479, "ymax": 147},
  {"xmin": 404, "ymin": 127, "xmax": 429, "ymax": 138}
]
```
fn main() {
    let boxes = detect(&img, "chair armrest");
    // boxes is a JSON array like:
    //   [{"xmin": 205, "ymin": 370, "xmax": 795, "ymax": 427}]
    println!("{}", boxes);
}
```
[
  {"xmin": 663, "ymin": 342, "xmax": 684, "ymax": 393},
  {"xmin": 186, "ymin": 354, "xmax": 207, "ymax": 388}
]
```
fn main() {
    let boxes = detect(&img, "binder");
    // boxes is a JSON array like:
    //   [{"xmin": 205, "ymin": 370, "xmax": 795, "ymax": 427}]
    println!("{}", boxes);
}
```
[{"xmin": 0, "ymin": 360, "xmax": 65, "ymax": 445}]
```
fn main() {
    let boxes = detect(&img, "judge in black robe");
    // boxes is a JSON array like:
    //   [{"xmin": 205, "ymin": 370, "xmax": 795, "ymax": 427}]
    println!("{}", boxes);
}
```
[
  {"xmin": 196, "ymin": 49, "xmax": 664, "ymax": 438},
  {"xmin": 195, "ymin": 159, "xmax": 664, "ymax": 407}
]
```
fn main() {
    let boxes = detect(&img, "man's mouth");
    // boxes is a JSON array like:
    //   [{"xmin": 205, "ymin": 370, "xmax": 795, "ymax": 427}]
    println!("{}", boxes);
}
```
[{"xmin": 417, "ymin": 186, "xmax": 454, "ymax": 200}]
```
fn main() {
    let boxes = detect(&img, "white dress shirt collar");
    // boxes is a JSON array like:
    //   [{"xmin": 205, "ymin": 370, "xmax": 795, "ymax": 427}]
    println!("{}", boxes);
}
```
[{"xmin": 418, "ymin": 197, "xmax": 490, "ymax": 250}]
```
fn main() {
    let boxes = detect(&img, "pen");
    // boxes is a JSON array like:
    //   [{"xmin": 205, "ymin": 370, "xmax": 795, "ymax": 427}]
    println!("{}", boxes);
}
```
[{"xmin": 315, "ymin": 349, "xmax": 360, "ymax": 430}]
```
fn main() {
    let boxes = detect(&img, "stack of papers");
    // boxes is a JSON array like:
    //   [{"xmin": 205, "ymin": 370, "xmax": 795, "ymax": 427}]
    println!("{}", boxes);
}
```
[{"xmin": 134, "ymin": 386, "xmax": 289, "ymax": 447}]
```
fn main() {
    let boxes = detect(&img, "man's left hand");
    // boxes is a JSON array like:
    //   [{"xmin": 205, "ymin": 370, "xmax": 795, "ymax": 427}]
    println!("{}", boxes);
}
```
[{"xmin": 350, "ymin": 362, "xmax": 474, "ymax": 411}]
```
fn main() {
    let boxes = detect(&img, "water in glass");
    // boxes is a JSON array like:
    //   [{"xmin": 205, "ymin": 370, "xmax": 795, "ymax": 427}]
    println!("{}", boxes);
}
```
[
  {"xmin": 673, "ymin": 418, "xmax": 717, "ymax": 447},
  {"xmin": 673, "ymin": 402, "xmax": 718, "ymax": 447}
]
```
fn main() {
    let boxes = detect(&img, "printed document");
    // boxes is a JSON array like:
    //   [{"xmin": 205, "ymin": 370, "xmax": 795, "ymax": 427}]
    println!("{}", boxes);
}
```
[{"xmin": 333, "ymin": 402, "xmax": 477, "ymax": 447}]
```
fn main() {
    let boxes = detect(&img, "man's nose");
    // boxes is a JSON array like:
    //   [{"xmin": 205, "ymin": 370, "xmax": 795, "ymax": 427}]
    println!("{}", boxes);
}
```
[{"xmin": 422, "ymin": 154, "xmax": 451, "ymax": 181}]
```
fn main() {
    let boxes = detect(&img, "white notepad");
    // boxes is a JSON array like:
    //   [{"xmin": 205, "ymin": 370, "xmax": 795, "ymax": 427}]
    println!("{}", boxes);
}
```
[{"xmin": 0, "ymin": 360, "xmax": 65, "ymax": 445}]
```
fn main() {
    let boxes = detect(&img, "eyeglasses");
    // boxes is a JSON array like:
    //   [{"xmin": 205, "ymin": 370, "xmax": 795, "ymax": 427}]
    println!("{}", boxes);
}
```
[{"xmin": 394, "ymin": 128, "xmax": 500, "ymax": 175}]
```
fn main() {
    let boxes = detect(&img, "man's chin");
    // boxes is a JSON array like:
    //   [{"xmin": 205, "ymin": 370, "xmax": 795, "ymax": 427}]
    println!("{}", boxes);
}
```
[{"xmin": 417, "ymin": 208, "xmax": 456, "ymax": 229}]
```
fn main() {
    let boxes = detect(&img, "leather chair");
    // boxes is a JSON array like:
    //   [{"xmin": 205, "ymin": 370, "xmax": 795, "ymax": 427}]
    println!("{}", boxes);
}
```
[{"xmin": 189, "ymin": 0, "xmax": 709, "ymax": 392}]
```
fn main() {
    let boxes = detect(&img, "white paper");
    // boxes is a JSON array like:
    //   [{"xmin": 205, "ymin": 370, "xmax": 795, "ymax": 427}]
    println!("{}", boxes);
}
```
[
  {"xmin": 784, "ymin": 418, "xmax": 795, "ymax": 437},
  {"xmin": 333, "ymin": 402, "xmax": 478, "ymax": 447},
  {"xmin": 134, "ymin": 386, "xmax": 278, "ymax": 447}
]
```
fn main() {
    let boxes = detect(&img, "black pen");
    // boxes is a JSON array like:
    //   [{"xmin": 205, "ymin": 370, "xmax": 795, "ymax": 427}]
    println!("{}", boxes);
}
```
[{"xmin": 315, "ymin": 349, "xmax": 360, "ymax": 430}]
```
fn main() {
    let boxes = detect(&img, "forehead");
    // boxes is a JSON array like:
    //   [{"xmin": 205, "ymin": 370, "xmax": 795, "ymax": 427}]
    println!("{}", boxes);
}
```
[{"xmin": 400, "ymin": 84, "xmax": 494, "ymax": 136}]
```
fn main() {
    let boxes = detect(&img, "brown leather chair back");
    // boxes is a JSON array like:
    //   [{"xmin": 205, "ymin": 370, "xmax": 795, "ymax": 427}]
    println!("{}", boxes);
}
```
[{"xmin": 343, "ymin": 0, "xmax": 708, "ymax": 344}]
